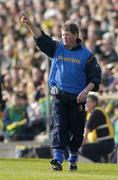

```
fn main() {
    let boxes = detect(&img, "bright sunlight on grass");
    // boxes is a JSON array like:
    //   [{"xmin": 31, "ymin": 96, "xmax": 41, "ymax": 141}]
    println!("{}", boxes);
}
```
[{"xmin": 0, "ymin": 158, "xmax": 118, "ymax": 180}]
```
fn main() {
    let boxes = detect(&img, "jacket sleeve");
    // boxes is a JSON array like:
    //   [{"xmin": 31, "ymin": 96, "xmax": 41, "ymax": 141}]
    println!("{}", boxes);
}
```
[
  {"xmin": 85, "ymin": 54, "xmax": 102, "ymax": 91},
  {"xmin": 34, "ymin": 31, "xmax": 58, "ymax": 58}
]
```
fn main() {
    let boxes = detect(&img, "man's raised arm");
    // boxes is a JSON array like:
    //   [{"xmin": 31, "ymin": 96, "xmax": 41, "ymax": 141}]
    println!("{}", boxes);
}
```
[{"xmin": 20, "ymin": 13, "xmax": 42, "ymax": 38}]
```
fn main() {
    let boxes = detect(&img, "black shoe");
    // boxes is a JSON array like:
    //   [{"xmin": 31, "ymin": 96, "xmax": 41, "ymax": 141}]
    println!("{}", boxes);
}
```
[
  {"xmin": 50, "ymin": 159, "xmax": 62, "ymax": 171},
  {"xmin": 69, "ymin": 162, "xmax": 77, "ymax": 171}
]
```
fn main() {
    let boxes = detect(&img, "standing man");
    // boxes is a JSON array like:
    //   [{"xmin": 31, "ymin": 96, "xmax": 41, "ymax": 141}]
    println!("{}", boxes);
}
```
[{"xmin": 20, "ymin": 14, "xmax": 101, "ymax": 171}]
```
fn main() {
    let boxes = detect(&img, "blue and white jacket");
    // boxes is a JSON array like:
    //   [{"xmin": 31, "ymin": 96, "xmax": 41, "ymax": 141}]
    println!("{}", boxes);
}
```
[{"xmin": 34, "ymin": 32, "xmax": 101, "ymax": 94}]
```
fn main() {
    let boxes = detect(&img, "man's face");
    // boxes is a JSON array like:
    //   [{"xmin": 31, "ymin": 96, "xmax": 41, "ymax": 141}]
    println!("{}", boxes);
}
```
[
  {"xmin": 15, "ymin": 97, "xmax": 27, "ymax": 107},
  {"xmin": 85, "ymin": 97, "xmax": 96, "ymax": 112},
  {"xmin": 61, "ymin": 30, "xmax": 77, "ymax": 48}
]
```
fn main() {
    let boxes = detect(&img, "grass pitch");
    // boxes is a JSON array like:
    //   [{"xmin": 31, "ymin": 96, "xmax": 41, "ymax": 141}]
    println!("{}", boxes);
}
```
[{"xmin": 0, "ymin": 158, "xmax": 118, "ymax": 180}]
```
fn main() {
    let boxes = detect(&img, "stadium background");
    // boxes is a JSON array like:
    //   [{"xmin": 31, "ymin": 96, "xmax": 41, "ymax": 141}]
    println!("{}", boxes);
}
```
[{"xmin": 0, "ymin": 0, "xmax": 118, "ymax": 160}]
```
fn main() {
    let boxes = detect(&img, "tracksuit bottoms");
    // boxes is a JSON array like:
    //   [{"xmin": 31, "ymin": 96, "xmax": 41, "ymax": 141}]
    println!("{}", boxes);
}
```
[{"xmin": 51, "ymin": 91, "xmax": 86, "ymax": 163}]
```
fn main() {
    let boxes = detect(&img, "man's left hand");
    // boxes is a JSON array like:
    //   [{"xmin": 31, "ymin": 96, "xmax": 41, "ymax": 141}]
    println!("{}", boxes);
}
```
[{"xmin": 76, "ymin": 89, "xmax": 87, "ymax": 103}]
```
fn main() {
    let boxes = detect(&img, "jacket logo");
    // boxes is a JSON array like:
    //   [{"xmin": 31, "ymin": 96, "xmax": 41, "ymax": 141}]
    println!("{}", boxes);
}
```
[{"xmin": 58, "ymin": 56, "xmax": 80, "ymax": 63}]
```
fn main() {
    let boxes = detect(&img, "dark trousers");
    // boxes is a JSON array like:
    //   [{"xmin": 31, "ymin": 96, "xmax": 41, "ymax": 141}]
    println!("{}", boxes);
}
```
[
  {"xmin": 81, "ymin": 139, "xmax": 114, "ymax": 162},
  {"xmin": 51, "ymin": 92, "xmax": 86, "ymax": 152}
]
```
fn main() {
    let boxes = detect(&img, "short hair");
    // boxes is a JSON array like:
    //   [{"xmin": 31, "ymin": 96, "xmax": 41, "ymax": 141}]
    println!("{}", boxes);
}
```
[
  {"xmin": 62, "ymin": 22, "xmax": 79, "ymax": 37},
  {"xmin": 87, "ymin": 94, "xmax": 99, "ymax": 106}
]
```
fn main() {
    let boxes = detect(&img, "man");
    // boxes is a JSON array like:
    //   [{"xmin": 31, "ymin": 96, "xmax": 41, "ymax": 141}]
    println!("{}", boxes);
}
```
[
  {"xmin": 20, "ymin": 14, "xmax": 101, "ymax": 171},
  {"xmin": 81, "ymin": 95, "xmax": 114, "ymax": 162},
  {"xmin": 2, "ymin": 92, "xmax": 32, "ymax": 141}
]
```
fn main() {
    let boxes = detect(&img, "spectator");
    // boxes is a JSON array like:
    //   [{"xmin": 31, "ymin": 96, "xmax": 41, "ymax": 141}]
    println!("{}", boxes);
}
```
[
  {"xmin": 26, "ymin": 93, "xmax": 47, "ymax": 136},
  {"xmin": 2, "ymin": 92, "xmax": 33, "ymax": 141},
  {"xmin": 110, "ymin": 103, "xmax": 118, "ymax": 163},
  {"xmin": 80, "ymin": 94, "xmax": 114, "ymax": 162},
  {"xmin": 111, "ymin": 103, "xmax": 118, "ymax": 145}
]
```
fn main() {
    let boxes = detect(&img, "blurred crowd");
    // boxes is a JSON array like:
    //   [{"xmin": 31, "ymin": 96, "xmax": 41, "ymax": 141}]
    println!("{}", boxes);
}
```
[{"xmin": 0, "ymin": 0, "xmax": 118, "ymax": 146}]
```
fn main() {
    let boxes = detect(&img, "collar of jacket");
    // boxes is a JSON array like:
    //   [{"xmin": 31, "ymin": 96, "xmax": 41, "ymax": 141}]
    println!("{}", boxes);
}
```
[{"xmin": 71, "ymin": 38, "xmax": 82, "ymax": 50}]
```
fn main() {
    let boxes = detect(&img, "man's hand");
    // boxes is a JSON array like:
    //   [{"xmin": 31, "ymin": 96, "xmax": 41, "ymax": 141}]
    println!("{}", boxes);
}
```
[
  {"xmin": 20, "ymin": 14, "xmax": 31, "ymax": 26},
  {"xmin": 77, "ymin": 83, "xmax": 95, "ymax": 104},
  {"xmin": 76, "ymin": 89, "xmax": 87, "ymax": 103},
  {"xmin": 20, "ymin": 13, "xmax": 42, "ymax": 38},
  {"xmin": 82, "ymin": 128, "xmax": 90, "ymax": 145}
]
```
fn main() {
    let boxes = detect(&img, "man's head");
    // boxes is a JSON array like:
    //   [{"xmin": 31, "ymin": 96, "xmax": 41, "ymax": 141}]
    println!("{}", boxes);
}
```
[
  {"xmin": 15, "ymin": 92, "xmax": 28, "ymax": 107},
  {"xmin": 86, "ymin": 95, "xmax": 99, "ymax": 112},
  {"xmin": 61, "ymin": 22, "xmax": 79, "ymax": 49}
]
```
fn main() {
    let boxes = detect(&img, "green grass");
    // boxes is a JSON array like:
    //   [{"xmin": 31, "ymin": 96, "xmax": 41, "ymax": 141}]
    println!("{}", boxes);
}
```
[{"xmin": 0, "ymin": 159, "xmax": 118, "ymax": 180}]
